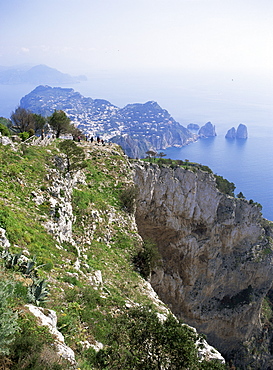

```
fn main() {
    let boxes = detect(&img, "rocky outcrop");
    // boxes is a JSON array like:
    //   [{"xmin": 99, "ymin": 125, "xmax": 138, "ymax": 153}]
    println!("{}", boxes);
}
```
[
  {"xmin": 225, "ymin": 124, "xmax": 248, "ymax": 139},
  {"xmin": 198, "ymin": 121, "xmax": 216, "ymax": 137},
  {"xmin": 133, "ymin": 161, "xmax": 273, "ymax": 367},
  {"xmin": 236, "ymin": 123, "xmax": 248, "ymax": 139},
  {"xmin": 225, "ymin": 127, "xmax": 236, "ymax": 139},
  {"xmin": 26, "ymin": 304, "xmax": 76, "ymax": 365},
  {"xmin": 187, "ymin": 123, "xmax": 200, "ymax": 131}
]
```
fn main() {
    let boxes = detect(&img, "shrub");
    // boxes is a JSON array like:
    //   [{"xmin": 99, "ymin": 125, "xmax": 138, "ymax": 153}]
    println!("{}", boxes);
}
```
[
  {"xmin": 215, "ymin": 174, "xmax": 235, "ymax": 196},
  {"xmin": 133, "ymin": 240, "xmax": 161, "ymax": 280},
  {"xmin": 0, "ymin": 122, "xmax": 10, "ymax": 137},
  {"xmin": 119, "ymin": 185, "xmax": 139, "ymax": 214},
  {"xmin": 93, "ymin": 306, "xmax": 226, "ymax": 369},
  {"xmin": 18, "ymin": 131, "xmax": 30, "ymax": 141}
]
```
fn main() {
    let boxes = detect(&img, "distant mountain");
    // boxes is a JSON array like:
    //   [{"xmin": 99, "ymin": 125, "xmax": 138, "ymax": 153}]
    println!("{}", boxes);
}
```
[
  {"xmin": 0, "ymin": 65, "xmax": 87, "ymax": 85},
  {"xmin": 20, "ymin": 85, "xmax": 196, "ymax": 158}
]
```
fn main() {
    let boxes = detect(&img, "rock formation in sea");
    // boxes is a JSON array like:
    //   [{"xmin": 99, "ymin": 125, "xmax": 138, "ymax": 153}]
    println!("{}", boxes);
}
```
[
  {"xmin": 236, "ymin": 123, "xmax": 248, "ymax": 139},
  {"xmin": 225, "ymin": 124, "xmax": 248, "ymax": 139},
  {"xmin": 187, "ymin": 123, "xmax": 200, "ymax": 131},
  {"xmin": 225, "ymin": 127, "xmax": 236, "ymax": 139},
  {"xmin": 198, "ymin": 121, "xmax": 216, "ymax": 137}
]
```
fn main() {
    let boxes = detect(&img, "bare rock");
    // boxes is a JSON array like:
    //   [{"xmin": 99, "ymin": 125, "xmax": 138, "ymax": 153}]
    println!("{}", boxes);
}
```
[
  {"xmin": 133, "ymin": 162, "xmax": 273, "ymax": 365},
  {"xmin": 26, "ymin": 304, "xmax": 76, "ymax": 365}
]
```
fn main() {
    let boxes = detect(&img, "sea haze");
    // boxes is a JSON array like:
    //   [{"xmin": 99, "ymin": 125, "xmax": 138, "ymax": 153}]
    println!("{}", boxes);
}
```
[{"xmin": 0, "ymin": 71, "xmax": 272, "ymax": 220}]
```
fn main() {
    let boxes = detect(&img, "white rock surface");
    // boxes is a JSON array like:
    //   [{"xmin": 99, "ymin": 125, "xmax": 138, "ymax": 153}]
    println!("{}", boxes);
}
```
[{"xmin": 26, "ymin": 304, "xmax": 76, "ymax": 365}]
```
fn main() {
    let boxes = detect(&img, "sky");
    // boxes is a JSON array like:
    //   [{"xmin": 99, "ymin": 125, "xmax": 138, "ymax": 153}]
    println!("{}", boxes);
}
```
[
  {"xmin": 0, "ymin": 0, "xmax": 273, "ymax": 126},
  {"xmin": 1, "ymin": 0, "xmax": 273, "ymax": 75}
]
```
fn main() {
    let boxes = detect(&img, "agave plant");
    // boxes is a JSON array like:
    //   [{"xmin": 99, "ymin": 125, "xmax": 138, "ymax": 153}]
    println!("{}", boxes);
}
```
[
  {"xmin": 1, "ymin": 250, "xmax": 22, "ymax": 269},
  {"xmin": 19, "ymin": 258, "xmax": 37, "ymax": 278},
  {"xmin": 27, "ymin": 278, "xmax": 49, "ymax": 306}
]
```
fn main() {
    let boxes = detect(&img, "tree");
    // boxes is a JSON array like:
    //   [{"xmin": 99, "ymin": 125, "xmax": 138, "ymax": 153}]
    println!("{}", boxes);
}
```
[
  {"xmin": 70, "ymin": 125, "xmax": 83, "ymax": 141},
  {"xmin": 58, "ymin": 140, "xmax": 86, "ymax": 173},
  {"xmin": 146, "ymin": 150, "xmax": 157, "ymax": 162},
  {"xmin": 237, "ymin": 192, "xmax": 245, "ymax": 199},
  {"xmin": 158, "ymin": 152, "xmax": 166, "ymax": 159},
  {"xmin": 32, "ymin": 113, "xmax": 46, "ymax": 134},
  {"xmin": 10, "ymin": 107, "xmax": 35, "ymax": 133},
  {"xmin": 48, "ymin": 110, "xmax": 72, "ymax": 138}
]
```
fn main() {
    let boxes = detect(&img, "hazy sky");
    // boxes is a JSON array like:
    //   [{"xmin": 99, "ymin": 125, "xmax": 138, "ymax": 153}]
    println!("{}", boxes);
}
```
[
  {"xmin": 1, "ymin": 0, "xmax": 273, "ymax": 76},
  {"xmin": 1, "ymin": 0, "xmax": 273, "ymax": 127}
]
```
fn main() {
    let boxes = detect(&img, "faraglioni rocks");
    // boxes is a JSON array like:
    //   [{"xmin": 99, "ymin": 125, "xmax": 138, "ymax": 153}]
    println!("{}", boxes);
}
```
[
  {"xmin": 225, "ymin": 124, "xmax": 248, "ymax": 139},
  {"xmin": 198, "ymin": 121, "xmax": 216, "ymax": 137},
  {"xmin": 236, "ymin": 123, "xmax": 248, "ymax": 139},
  {"xmin": 225, "ymin": 127, "xmax": 236, "ymax": 139}
]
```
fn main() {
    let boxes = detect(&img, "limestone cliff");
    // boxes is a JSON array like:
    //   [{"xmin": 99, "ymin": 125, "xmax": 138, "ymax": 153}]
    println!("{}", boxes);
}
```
[{"xmin": 133, "ymin": 161, "xmax": 273, "ymax": 368}]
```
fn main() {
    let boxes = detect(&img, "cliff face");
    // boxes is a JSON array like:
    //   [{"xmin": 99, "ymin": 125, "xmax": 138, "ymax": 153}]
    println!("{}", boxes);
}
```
[{"xmin": 133, "ymin": 162, "xmax": 273, "ymax": 366}]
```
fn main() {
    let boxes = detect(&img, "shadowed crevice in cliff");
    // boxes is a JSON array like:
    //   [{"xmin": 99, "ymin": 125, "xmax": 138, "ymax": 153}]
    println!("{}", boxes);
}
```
[{"xmin": 133, "ymin": 161, "xmax": 273, "ymax": 369}]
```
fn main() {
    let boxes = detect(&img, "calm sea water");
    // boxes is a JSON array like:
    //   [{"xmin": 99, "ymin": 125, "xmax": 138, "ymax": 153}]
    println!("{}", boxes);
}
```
[
  {"xmin": 164, "ymin": 130, "xmax": 273, "ymax": 221},
  {"xmin": 0, "ymin": 80, "xmax": 272, "ymax": 220}
]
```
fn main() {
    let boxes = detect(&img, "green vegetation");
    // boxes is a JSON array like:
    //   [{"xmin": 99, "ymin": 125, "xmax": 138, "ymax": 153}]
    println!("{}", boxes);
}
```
[
  {"xmin": 48, "ymin": 109, "xmax": 73, "ymax": 138},
  {"xmin": 0, "ymin": 141, "xmax": 227, "ymax": 369},
  {"xmin": 10, "ymin": 107, "xmax": 45, "ymax": 136},
  {"xmin": 143, "ymin": 156, "xmax": 213, "ymax": 173},
  {"xmin": 133, "ymin": 239, "xmax": 161, "ymax": 279},
  {"xmin": 119, "ymin": 184, "xmax": 139, "ymax": 214},
  {"xmin": 0, "ymin": 121, "xmax": 11, "ymax": 136},
  {"xmin": 0, "ymin": 281, "xmax": 19, "ymax": 356},
  {"xmin": 58, "ymin": 139, "xmax": 86, "ymax": 173},
  {"xmin": 91, "ymin": 305, "xmax": 226, "ymax": 369},
  {"xmin": 214, "ymin": 174, "xmax": 235, "ymax": 197}
]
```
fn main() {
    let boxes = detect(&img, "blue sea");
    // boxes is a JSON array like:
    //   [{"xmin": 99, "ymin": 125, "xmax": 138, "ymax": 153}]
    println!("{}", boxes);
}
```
[
  {"xmin": 164, "ymin": 128, "xmax": 273, "ymax": 221},
  {"xmin": 0, "ymin": 76, "xmax": 273, "ymax": 221}
]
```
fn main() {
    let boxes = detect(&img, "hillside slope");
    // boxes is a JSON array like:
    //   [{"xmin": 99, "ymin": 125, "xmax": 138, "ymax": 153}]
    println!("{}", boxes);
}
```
[{"xmin": 0, "ymin": 137, "xmax": 224, "ymax": 369}]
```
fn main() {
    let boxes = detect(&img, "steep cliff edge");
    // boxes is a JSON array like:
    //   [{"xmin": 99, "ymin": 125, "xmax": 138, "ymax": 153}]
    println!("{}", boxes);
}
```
[{"xmin": 133, "ymin": 161, "xmax": 273, "ymax": 367}]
